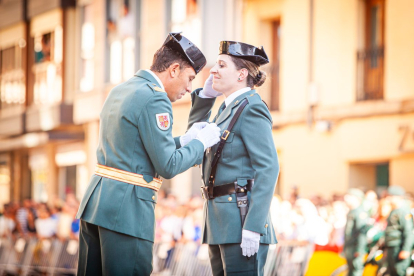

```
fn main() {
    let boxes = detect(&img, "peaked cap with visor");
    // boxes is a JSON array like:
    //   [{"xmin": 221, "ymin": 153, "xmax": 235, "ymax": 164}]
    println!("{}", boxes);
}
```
[
  {"xmin": 219, "ymin": 41, "xmax": 269, "ymax": 66},
  {"xmin": 162, "ymin": 32, "xmax": 206, "ymax": 74}
]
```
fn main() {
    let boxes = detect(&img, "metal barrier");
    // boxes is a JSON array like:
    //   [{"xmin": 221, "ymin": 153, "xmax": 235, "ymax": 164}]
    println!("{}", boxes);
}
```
[
  {"xmin": 0, "ymin": 237, "xmax": 312, "ymax": 276},
  {"xmin": 0, "ymin": 236, "xmax": 78, "ymax": 276},
  {"xmin": 152, "ymin": 241, "xmax": 313, "ymax": 276}
]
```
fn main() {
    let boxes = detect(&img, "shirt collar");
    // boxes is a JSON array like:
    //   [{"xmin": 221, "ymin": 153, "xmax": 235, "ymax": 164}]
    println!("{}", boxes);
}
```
[
  {"xmin": 224, "ymin": 87, "xmax": 251, "ymax": 107},
  {"xmin": 145, "ymin": 69, "xmax": 165, "ymax": 91}
]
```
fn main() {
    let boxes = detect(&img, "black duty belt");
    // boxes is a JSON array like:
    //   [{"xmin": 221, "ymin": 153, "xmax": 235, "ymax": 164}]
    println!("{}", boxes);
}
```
[{"xmin": 201, "ymin": 180, "xmax": 253, "ymax": 200}]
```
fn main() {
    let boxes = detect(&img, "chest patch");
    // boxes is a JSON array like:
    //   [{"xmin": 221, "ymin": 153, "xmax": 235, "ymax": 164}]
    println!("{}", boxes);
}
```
[{"xmin": 155, "ymin": 113, "xmax": 170, "ymax": 130}]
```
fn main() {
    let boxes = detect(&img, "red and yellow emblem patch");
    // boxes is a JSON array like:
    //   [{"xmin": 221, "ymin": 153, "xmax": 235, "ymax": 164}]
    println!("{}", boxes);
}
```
[{"xmin": 155, "ymin": 113, "xmax": 170, "ymax": 130}]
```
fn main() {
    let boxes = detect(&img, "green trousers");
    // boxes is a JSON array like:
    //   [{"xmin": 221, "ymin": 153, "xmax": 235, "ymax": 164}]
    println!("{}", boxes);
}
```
[
  {"xmin": 77, "ymin": 220, "xmax": 154, "ymax": 276},
  {"xmin": 385, "ymin": 247, "xmax": 412, "ymax": 276},
  {"xmin": 208, "ymin": 243, "xmax": 269, "ymax": 276}
]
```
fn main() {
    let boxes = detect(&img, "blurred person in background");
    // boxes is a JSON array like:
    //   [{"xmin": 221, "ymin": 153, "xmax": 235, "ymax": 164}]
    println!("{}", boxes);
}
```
[
  {"xmin": 0, "ymin": 203, "xmax": 16, "ymax": 237},
  {"xmin": 383, "ymin": 186, "xmax": 414, "ymax": 276},
  {"xmin": 16, "ymin": 199, "xmax": 32, "ymax": 235},
  {"xmin": 35, "ymin": 203, "xmax": 57, "ymax": 239},
  {"xmin": 187, "ymin": 41, "xmax": 279, "ymax": 276},
  {"xmin": 343, "ymin": 188, "xmax": 369, "ymax": 276},
  {"xmin": 75, "ymin": 33, "xmax": 218, "ymax": 276}
]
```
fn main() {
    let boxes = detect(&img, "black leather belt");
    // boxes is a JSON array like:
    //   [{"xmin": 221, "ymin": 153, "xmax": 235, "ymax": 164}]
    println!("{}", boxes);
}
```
[{"xmin": 201, "ymin": 180, "xmax": 253, "ymax": 200}]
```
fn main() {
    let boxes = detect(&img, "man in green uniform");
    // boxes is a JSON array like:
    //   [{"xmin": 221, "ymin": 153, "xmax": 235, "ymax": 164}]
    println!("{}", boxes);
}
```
[
  {"xmin": 75, "ymin": 33, "xmax": 221, "ymax": 276},
  {"xmin": 343, "ymin": 188, "xmax": 369, "ymax": 276},
  {"xmin": 384, "ymin": 186, "xmax": 414, "ymax": 276}
]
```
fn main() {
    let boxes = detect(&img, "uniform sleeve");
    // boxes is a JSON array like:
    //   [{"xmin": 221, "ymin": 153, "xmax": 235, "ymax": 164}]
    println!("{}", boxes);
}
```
[
  {"xmin": 401, "ymin": 211, "xmax": 414, "ymax": 252},
  {"xmin": 240, "ymin": 103, "xmax": 280, "ymax": 234},
  {"xmin": 187, "ymin": 88, "xmax": 216, "ymax": 130},
  {"xmin": 138, "ymin": 92, "xmax": 204, "ymax": 179}
]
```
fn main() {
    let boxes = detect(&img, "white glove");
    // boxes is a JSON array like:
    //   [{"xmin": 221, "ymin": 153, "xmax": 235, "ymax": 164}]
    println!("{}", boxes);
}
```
[
  {"xmin": 240, "ymin": 229, "xmax": 260, "ymax": 257},
  {"xmin": 195, "ymin": 123, "xmax": 221, "ymax": 150},
  {"xmin": 199, "ymin": 74, "xmax": 222, "ymax": 98},
  {"xmin": 180, "ymin": 122, "xmax": 208, "ymax": 147}
]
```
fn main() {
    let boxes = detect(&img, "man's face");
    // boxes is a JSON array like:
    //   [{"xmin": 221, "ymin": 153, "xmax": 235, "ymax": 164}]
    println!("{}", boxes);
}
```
[{"xmin": 165, "ymin": 65, "xmax": 196, "ymax": 102}]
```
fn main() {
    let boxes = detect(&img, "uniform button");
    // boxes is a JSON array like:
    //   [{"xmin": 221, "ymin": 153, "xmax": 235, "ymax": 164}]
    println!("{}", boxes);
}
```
[
  {"xmin": 235, "ymin": 100, "xmax": 239, "ymax": 105},
  {"xmin": 265, "ymin": 224, "xmax": 268, "ymax": 228},
  {"xmin": 240, "ymin": 188, "xmax": 244, "ymax": 192},
  {"xmin": 152, "ymin": 196, "xmax": 155, "ymax": 200},
  {"xmin": 228, "ymin": 197, "xmax": 232, "ymax": 201}
]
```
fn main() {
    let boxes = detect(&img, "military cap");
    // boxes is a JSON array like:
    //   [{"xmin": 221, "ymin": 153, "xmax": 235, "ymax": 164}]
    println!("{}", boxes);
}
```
[
  {"xmin": 347, "ymin": 188, "xmax": 365, "ymax": 200},
  {"xmin": 219, "ymin": 41, "xmax": 269, "ymax": 66},
  {"xmin": 162, "ymin": 32, "xmax": 206, "ymax": 74},
  {"xmin": 388, "ymin": 185, "xmax": 405, "ymax": 196}
]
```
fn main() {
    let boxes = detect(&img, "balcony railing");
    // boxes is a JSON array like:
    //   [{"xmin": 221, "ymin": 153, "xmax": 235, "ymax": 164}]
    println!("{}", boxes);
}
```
[{"xmin": 356, "ymin": 47, "xmax": 384, "ymax": 101}]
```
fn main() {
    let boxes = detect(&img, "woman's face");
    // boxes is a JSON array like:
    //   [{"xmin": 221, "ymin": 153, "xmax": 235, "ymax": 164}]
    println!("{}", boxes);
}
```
[{"xmin": 210, "ymin": 54, "xmax": 244, "ymax": 94}]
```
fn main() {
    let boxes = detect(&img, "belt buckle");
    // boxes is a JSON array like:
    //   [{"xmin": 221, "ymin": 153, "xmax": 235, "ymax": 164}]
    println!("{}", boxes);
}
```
[{"xmin": 221, "ymin": 130, "xmax": 230, "ymax": 140}]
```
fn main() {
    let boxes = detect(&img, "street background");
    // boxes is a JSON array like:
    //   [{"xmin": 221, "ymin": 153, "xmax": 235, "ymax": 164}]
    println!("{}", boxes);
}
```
[{"xmin": 0, "ymin": 0, "xmax": 413, "ymax": 275}]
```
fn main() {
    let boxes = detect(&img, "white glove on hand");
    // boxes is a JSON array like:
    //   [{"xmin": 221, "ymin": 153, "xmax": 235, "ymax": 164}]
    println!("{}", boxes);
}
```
[
  {"xmin": 199, "ymin": 74, "xmax": 222, "ymax": 98},
  {"xmin": 241, "ymin": 229, "xmax": 260, "ymax": 257},
  {"xmin": 180, "ymin": 122, "xmax": 208, "ymax": 147},
  {"xmin": 195, "ymin": 123, "xmax": 221, "ymax": 150}
]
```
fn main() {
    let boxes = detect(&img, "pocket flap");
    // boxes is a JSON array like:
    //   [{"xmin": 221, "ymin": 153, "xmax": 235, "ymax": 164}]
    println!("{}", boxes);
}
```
[
  {"xmin": 214, "ymin": 194, "xmax": 236, "ymax": 203},
  {"xmin": 136, "ymin": 186, "xmax": 157, "ymax": 203}
]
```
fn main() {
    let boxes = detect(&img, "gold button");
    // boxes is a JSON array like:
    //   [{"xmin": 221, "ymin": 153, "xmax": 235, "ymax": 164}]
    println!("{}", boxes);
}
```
[
  {"xmin": 235, "ymin": 100, "xmax": 239, "ymax": 105},
  {"xmin": 228, "ymin": 197, "xmax": 232, "ymax": 201},
  {"xmin": 240, "ymin": 188, "xmax": 244, "ymax": 192},
  {"xmin": 152, "ymin": 196, "xmax": 155, "ymax": 200},
  {"xmin": 265, "ymin": 224, "xmax": 268, "ymax": 228},
  {"xmin": 250, "ymin": 94, "xmax": 254, "ymax": 96}
]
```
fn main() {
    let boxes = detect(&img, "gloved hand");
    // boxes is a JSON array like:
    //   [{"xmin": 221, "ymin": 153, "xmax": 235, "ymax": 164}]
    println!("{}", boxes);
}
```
[
  {"xmin": 199, "ymin": 74, "xmax": 222, "ymax": 98},
  {"xmin": 240, "ymin": 229, "xmax": 260, "ymax": 257},
  {"xmin": 195, "ymin": 123, "xmax": 221, "ymax": 150},
  {"xmin": 180, "ymin": 122, "xmax": 208, "ymax": 147}
]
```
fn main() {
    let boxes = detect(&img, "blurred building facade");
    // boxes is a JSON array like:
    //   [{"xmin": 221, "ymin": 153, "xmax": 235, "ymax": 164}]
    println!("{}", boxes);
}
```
[
  {"xmin": 0, "ymin": 0, "xmax": 243, "ymax": 207},
  {"xmin": 0, "ymin": 0, "xmax": 413, "ymax": 207},
  {"xmin": 242, "ymin": 0, "xmax": 414, "ymax": 197}
]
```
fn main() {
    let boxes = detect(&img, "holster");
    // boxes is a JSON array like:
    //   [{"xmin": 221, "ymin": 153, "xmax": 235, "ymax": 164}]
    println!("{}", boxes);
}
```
[{"xmin": 234, "ymin": 179, "xmax": 254, "ymax": 226}]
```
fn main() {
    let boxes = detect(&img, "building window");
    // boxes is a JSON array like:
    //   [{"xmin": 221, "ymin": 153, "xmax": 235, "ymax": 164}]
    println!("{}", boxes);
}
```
[
  {"xmin": 0, "ymin": 42, "xmax": 26, "ymax": 110},
  {"xmin": 270, "ymin": 20, "xmax": 281, "ymax": 111},
  {"xmin": 32, "ymin": 28, "xmax": 63, "ymax": 105},
  {"xmin": 356, "ymin": 0, "xmax": 385, "ymax": 101},
  {"xmin": 80, "ymin": 4, "xmax": 95, "ymax": 92},
  {"xmin": 106, "ymin": 0, "xmax": 139, "ymax": 84}
]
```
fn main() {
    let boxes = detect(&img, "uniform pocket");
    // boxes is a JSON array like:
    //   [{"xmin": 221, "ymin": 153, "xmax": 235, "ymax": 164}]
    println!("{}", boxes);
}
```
[
  {"xmin": 221, "ymin": 132, "xmax": 234, "ymax": 163},
  {"xmin": 135, "ymin": 186, "xmax": 158, "ymax": 204}
]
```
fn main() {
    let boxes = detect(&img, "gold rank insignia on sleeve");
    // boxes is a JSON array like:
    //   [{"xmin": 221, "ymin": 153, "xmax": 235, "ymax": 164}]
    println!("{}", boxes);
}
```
[{"xmin": 405, "ymin": 214, "xmax": 413, "ymax": 221}]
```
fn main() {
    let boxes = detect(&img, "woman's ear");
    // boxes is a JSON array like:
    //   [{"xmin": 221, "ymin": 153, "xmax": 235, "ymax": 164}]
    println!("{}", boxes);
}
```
[{"xmin": 238, "ymin": 68, "xmax": 249, "ymax": 81}]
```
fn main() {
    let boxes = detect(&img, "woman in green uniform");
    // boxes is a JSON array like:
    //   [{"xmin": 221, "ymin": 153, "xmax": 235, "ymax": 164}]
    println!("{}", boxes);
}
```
[{"xmin": 188, "ymin": 41, "xmax": 280, "ymax": 275}]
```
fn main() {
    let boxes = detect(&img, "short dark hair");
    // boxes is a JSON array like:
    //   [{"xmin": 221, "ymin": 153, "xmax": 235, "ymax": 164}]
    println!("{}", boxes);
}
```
[{"xmin": 150, "ymin": 46, "xmax": 191, "ymax": 73}]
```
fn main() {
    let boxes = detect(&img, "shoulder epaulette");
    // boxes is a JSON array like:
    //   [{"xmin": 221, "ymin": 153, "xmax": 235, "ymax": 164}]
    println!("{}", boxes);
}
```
[{"xmin": 147, "ymin": 83, "xmax": 166, "ymax": 93}]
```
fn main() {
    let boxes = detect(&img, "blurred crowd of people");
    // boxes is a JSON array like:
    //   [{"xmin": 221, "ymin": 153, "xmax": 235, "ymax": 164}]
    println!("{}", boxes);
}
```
[
  {"xmin": 0, "ymin": 194, "xmax": 80, "ymax": 241},
  {"xmin": 1, "ymin": 186, "xmax": 413, "ymax": 252},
  {"xmin": 152, "ymin": 186, "xmax": 414, "ymax": 255}
]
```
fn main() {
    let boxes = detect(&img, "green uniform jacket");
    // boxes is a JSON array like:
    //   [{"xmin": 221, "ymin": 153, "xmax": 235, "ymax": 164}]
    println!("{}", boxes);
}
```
[
  {"xmin": 384, "ymin": 206, "xmax": 414, "ymax": 251},
  {"xmin": 188, "ymin": 89, "xmax": 279, "ymax": 245},
  {"xmin": 344, "ymin": 205, "xmax": 369, "ymax": 254},
  {"xmin": 76, "ymin": 70, "xmax": 204, "ymax": 242}
]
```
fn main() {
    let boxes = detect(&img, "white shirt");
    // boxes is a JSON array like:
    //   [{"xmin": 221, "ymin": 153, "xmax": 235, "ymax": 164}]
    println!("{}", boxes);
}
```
[
  {"xmin": 145, "ymin": 69, "xmax": 165, "ymax": 91},
  {"xmin": 224, "ymin": 87, "xmax": 251, "ymax": 107}
]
